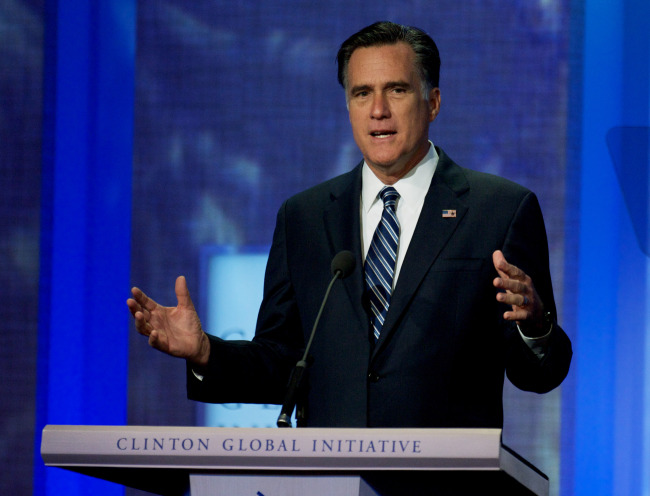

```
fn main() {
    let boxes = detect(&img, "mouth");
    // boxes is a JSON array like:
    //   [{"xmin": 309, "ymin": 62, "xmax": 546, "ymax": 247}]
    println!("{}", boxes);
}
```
[{"xmin": 369, "ymin": 130, "xmax": 396, "ymax": 139}]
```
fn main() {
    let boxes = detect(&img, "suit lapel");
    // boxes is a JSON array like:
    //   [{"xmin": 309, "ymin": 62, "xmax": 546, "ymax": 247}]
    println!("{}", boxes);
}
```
[
  {"xmin": 323, "ymin": 164, "xmax": 369, "ymax": 333},
  {"xmin": 373, "ymin": 149, "xmax": 470, "ymax": 355}
]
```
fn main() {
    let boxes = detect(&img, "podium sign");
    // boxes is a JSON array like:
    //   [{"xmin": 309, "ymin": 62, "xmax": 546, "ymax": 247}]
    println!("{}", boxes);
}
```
[{"xmin": 41, "ymin": 425, "xmax": 548, "ymax": 495}]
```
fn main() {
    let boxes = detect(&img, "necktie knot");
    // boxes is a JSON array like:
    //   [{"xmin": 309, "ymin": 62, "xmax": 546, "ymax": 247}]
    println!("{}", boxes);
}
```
[{"xmin": 380, "ymin": 186, "xmax": 399, "ymax": 210}]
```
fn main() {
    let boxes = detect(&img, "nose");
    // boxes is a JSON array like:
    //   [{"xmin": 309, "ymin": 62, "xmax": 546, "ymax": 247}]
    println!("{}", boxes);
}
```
[{"xmin": 370, "ymin": 93, "xmax": 390, "ymax": 119}]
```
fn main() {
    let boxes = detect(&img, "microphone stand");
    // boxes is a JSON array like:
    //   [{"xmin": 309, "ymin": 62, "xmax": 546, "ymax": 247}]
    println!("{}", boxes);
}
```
[{"xmin": 276, "ymin": 270, "xmax": 343, "ymax": 428}]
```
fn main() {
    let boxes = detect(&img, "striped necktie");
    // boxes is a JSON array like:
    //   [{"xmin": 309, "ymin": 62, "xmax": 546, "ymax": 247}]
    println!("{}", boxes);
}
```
[{"xmin": 364, "ymin": 186, "xmax": 400, "ymax": 341}]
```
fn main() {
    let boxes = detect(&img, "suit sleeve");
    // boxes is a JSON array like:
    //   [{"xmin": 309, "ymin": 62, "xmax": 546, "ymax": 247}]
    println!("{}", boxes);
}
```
[
  {"xmin": 186, "ymin": 200, "xmax": 304, "ymax": 404},
  {"xmin": 500, "ymin": 192, "xmax": 572, "ymax": 393}
]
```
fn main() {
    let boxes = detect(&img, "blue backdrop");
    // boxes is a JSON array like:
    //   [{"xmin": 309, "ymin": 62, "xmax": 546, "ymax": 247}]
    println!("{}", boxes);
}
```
[{"xmin": 1, "ymin": 1, "xmax": 649, "ymax": 495}]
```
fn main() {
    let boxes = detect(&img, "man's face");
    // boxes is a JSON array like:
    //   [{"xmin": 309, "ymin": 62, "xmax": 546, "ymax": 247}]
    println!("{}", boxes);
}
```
[{"xmin": 346, "ymin": 42, "xmax": 440, "ymax": 183}]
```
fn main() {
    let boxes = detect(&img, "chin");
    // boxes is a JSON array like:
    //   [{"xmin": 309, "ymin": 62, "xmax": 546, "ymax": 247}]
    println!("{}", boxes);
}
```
[{"xmin": 366, "ymin": 150, "xmax": 401, "ymax": 166}]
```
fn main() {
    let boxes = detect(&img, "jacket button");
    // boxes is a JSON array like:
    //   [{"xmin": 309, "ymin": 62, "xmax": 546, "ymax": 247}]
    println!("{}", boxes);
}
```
[{"xmin": 368, "ymin": 371, "xmax": 380, "ymax": 383}]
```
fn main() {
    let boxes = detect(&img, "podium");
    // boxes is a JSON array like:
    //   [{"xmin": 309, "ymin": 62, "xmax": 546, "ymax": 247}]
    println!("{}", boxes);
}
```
[{"xmin": 41, "ymin": 425, "xmax": 549, "ymax": 495}]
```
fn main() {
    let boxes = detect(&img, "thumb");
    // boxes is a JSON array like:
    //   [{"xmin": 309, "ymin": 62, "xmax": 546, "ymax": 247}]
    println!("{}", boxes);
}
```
[{"xmin": 175, "ymin": 275, "xmax": 195, "ymax": 309}]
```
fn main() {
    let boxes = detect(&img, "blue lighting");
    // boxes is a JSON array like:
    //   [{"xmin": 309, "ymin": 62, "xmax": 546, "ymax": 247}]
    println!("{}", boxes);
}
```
[{"xmin": 35, "ymin": 1, "xmax": 135, "ymax": 495}]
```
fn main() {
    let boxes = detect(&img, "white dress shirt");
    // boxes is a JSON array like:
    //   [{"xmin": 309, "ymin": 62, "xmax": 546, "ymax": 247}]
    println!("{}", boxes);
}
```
[{"xmin": 361, "ymin": 143, "xmax": 438, "ymax": 287}]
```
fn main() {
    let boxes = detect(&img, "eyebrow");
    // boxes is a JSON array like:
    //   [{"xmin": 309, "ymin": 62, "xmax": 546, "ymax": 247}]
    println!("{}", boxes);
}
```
[
  {"xmin": 349, "ymin": 80, "xmax": 413, "ymax": 94},
  {"xmin": 349, "ymin": 84, "xmax": 372, "ymax": 95}
]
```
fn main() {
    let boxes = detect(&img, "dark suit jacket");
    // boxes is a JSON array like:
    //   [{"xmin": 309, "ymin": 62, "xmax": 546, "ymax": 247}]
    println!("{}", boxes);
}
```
[{"xmin": 188, "ymin": 147, "xmax": 572, "ymax": 428}]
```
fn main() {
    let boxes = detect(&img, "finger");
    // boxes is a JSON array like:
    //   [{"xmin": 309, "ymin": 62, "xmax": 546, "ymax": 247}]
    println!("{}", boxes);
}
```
[
  {"xmin": 126, "ymin": 297, "xmax": 151, "ymax": 317},
  {"xmin": 133, "ymin": 310, "xmax": 152, "ymax": 335},
  {"xmin": 492, "ymin": 250, "xmax": 525, "ymax": 281},
  {"xmin": 494, "ymin": 277, "xmax": 528, "ymax": 295},
  {"xmin": 148, "ymin": 329, "xmax": 161, "ymax": 349},
  {"xmin": 492, "ymin": 250, "xmax": 509, "ymax": 279},
  {"xmin": 127, "ymin": 299, "xmax": 150, "ymax": 334},
  {"xmin": 131, "ymin": 286, "xmax": 157, "ymax": 312},
  {"xmin": 503, "ymin": 308, "xmax": 530, "ymax": 322},
  {"xmin": 175, "ymin": 276, "xmax": 195, "ymax": 309},
  {"xmin": 126, "ymin": 298, "xmax": 140, "ymax": 317},
  {"xmin": 496, "ymin": 291, "xmax": 529, "ymax": 307}
]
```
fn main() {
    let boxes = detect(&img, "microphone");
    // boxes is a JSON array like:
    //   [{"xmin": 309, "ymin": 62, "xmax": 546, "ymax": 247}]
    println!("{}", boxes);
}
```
[
  {"xmin": 277, "ymin": 250, "xmax": 356, "ymax": 428},
  {"xmin": 331, "ymin": 250, "xmax": 355, "ymax": 279}
]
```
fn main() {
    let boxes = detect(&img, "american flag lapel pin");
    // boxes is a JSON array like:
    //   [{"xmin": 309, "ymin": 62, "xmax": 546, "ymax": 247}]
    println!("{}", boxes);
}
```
[{"xmin": 442, "ymin": 209, "xmax": 456, "ymax": 218}]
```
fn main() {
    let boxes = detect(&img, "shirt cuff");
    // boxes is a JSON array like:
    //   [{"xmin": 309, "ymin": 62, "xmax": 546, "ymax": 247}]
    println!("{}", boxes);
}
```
[{"xmin": 517, "ymin": 323, "xmax": 553, "ymax": 359}]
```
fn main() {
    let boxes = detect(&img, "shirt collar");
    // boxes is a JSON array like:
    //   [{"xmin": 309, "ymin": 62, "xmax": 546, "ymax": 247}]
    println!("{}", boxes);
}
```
[{"xmin": 361, "ymin": 142, "xmax": 439, "ymax": 213}]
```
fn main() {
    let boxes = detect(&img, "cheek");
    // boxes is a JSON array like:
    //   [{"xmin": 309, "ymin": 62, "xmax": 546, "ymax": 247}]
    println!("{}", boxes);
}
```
[
  {"xmin": 349, "ymin": 120, "xmax": 364, "ymax": 143},
  {"xmin": 349, "ymin": 121, "xmax": 368, "ymax": 152},
  {"xmin": 406, "ymin": 108, "xmax": 431, "ymax": 136},
  {"xmin": 348, "ymin": 111, "xmax": 364, "ymax": 135}
]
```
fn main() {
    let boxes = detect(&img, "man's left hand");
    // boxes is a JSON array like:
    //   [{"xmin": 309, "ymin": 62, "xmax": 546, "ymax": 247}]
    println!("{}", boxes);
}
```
[{"xmin": 492, "ymin": 250, "xmax": 546, "ymax": 336}]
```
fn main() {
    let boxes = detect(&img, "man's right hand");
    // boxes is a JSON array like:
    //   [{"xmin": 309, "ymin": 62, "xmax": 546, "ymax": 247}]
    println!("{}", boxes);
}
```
[{"xmin": 127, "ymin": 276, "xmax": 210, "ymax": 367}]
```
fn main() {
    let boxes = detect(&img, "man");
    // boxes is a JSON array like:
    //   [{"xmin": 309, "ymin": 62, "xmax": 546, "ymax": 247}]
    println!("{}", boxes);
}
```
[{"xmin": 128, "ymin": 21, "xmax": 572, "ymax": 428}]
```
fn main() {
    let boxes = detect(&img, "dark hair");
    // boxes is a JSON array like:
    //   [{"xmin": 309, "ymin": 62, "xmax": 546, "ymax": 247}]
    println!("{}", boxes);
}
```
[{"xmin": 336, "ymin": 21, "xmax": 441, "ymax": 91}]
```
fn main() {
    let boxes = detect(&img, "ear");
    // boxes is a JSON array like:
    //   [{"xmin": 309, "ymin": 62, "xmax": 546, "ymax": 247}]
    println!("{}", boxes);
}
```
[{"xmin": 427, "ymin": 87, "xmax": 441, "ymax": 122}]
